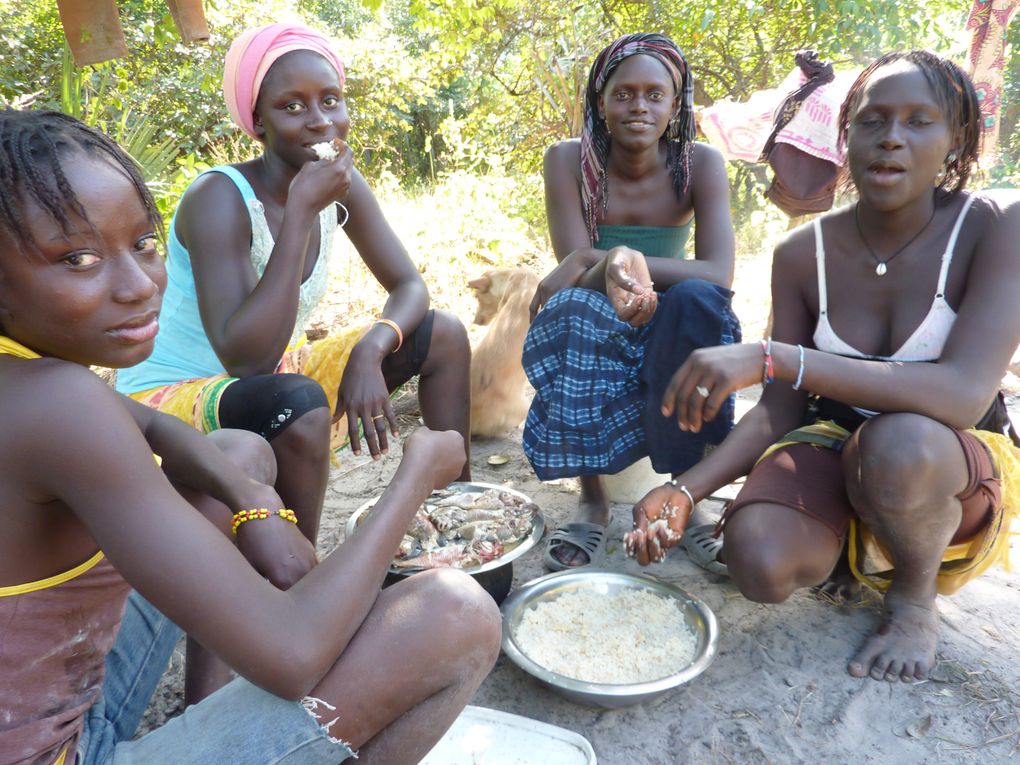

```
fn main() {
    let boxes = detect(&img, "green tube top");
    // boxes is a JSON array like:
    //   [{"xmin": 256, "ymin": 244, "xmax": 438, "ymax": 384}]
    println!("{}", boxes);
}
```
[{"xmin": 596, "ymin": 222, "xmax": 693, "ymax": 260}]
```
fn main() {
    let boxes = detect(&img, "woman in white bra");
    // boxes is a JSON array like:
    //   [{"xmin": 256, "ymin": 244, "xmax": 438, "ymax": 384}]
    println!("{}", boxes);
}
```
[{"xmin": 624, "ymin": 50, "xmax": 1020, "ymax": 683}]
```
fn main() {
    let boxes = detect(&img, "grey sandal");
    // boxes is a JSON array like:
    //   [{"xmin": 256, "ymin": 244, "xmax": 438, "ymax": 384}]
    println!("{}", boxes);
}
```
[
  {"xmin": 544, "ymin": 521, "xmax": 609, "ymax": 571},
  {"xmin": 680, "ymin": 524, "xmax": 728, "ymax": 576}
]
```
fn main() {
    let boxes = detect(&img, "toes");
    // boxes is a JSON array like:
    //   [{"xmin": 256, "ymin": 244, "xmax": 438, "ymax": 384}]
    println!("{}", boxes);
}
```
[
  {"xmin": 849, "ymin": 640, "xmax": 884, "ymax": 679},
  {"xmin": 884, "ymin": 660, "xmax": 904, "ymax": 682},
  {"xmin": 902, "ymin": 663, "xmax": 920, "ymax": 683},
  {"xmin": 553, "ymin": 544, "xmax": 589, "ymax": 568},
  {"xmin": 847, "ymin": 661, "xmax": 869, "ymax": 678}
]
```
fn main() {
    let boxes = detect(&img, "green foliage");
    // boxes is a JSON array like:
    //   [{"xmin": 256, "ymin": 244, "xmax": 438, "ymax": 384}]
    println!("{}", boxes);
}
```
[{"xmin": 2, "ymin": 0, "xmax": 1016, "ymax": 239}]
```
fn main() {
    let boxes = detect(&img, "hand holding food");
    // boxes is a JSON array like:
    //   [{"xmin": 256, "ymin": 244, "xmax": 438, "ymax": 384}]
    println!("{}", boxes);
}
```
[
  {"xmin": 624, "ymin": 481, "xmax": 693, "ymax": 565},
  {"xmin": 605, "ymin": 246, "xmax": 657, "ymax": 326}
]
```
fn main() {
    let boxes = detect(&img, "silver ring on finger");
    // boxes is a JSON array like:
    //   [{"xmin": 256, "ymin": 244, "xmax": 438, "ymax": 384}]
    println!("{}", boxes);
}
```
[{"xmin": 696, "ymin": 385, "xmax": 710, "ymax": 398}]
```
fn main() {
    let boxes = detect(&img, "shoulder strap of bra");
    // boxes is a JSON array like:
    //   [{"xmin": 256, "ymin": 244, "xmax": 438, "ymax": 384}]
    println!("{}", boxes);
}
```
[
  {"xmin": 813, "ymin": 217, "xmax": 828, "ymax": 315},
  {"xmin": 935, "ymin": 193, "xmax": 978, "ymax": 297},
  {"xmin": 204, "ymin": 165, "xmax": 259, "ymax": 205}
]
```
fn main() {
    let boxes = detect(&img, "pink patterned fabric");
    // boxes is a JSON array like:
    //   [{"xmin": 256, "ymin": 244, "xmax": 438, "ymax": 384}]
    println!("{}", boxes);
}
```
[
  {"xmin": 699, "ymin": 66, "xmax": 857, "ymax": 165},
  {"xmin": 222, "ymin": 23, "xmax": 346, "ymax": 140},
  {"xmin": 965, "ymin": 0, "xmax": 1020, "ymax": 166}
]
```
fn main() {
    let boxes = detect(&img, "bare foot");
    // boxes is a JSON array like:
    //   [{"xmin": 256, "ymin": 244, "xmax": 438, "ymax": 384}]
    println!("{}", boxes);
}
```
[
  {"xmin": 550, "ymin": 476, "xmax": 610, "ymax": 568},
  {"xmin": 848, "ymin": 590, "xmax": 938, "ymax": 682}
]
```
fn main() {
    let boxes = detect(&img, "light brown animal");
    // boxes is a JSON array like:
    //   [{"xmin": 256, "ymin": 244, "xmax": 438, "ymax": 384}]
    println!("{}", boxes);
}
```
[{"xmin": 468, "ymin": 268, "xmax": 540, "ymax": 437}]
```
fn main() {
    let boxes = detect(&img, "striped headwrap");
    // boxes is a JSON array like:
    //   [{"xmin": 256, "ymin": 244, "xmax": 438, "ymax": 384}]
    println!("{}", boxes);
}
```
[{"xmin": 580, "ymin": 33, "xmax": 695, "ymax": 244}]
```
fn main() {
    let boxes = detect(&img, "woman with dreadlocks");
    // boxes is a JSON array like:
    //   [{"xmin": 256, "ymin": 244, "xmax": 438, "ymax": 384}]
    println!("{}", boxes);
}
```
[
  {"xmin": 626, "ymin": 51, "xmax": 1020, "ymax": 683},
  {"xmin": 525, "ymin": 33, "xmax": 739, "ymax": 570}
]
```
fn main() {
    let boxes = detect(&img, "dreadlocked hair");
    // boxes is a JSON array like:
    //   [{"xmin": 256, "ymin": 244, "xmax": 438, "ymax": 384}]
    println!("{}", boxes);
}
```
[
  {"xmin": 0, "ymin": 109, "xmax": 164, "ymax": 252},
  {"xmin": 837, "ymin": 50, "xmax": 980, "ymax": 194},
  {"xmin": 580, "ymin": 33, "xmax": 696, "ymax": 244}
]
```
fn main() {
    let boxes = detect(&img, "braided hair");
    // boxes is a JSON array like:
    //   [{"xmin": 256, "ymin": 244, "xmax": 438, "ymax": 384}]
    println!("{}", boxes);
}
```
[
  {"xmin": 580, "ymin": 33, "xmax": 696, "ymax": 244},
  {"xmin": 838, "ymin": 50, "xmax": 980, "ymax": 194},
  {"xmin": 0, "ymin": 109, "xmax": 163, "ymax": 252}
]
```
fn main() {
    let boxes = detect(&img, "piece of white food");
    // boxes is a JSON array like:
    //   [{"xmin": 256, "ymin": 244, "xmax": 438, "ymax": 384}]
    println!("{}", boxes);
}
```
[{"xmin": 310, "ymin": 141, "xmax": 338, "ymax": 160}]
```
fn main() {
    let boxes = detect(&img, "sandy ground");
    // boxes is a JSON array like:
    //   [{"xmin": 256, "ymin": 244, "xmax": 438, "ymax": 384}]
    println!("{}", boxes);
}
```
[
  {"xmin": 142, "ymin": 397, "xmax": 1020, "ymax": 763},
  {"xmin": 139, "ymin": 243, "xmax": 1020, "ymax": 762}
]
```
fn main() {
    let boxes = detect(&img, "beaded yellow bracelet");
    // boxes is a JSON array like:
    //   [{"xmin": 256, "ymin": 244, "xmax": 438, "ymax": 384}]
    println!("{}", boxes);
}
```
[{"xmin": 231, "ymin": 508, "xmax": 299, "ymax": 535}]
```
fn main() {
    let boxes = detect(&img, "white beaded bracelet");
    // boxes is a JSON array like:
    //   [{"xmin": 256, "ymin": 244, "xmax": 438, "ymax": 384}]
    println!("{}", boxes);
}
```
[{"xmin": 793, "ymin": 343, "xmax": 806, "ymax": 391}]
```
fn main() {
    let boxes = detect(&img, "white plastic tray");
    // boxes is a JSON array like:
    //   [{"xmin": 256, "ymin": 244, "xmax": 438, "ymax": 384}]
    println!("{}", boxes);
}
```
[{"xmin": 419, "ymin": 705, "xmax": 596, "ymax": 764}]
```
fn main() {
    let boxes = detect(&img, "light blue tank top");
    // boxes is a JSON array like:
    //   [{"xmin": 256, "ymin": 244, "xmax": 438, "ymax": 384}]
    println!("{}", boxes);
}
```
[{"xmin": 117, "ymin": 166, "xmax": 336, "ymax": 393}]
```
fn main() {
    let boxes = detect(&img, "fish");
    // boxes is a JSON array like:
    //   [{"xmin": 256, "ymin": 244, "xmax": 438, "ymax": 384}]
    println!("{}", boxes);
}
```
[
  {"xmin": 396, "ymin": 535, "xmax": 422, "ymax": 560},
  {"xmin": 392, "ymin": 544, "xmax": 469, "ymax": 570},
  {"xmin": 382, "ymin": 486, "xmax": 539, "ymax": 570}
]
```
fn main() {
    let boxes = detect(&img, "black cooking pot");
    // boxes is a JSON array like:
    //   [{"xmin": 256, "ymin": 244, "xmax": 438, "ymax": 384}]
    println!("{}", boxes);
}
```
[{"xmin": 383, "ymin": 560, "xmax": 515, "ymax": 604}]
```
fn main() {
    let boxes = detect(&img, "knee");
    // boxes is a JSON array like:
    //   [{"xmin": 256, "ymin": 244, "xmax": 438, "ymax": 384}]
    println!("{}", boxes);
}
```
[
  {"xmin": 428, "ymin": 310, "xmax": 470, "ymax": 360},
  {"xmin": 273, "ymin": 404, "xmax": 331, "ymax": 458},
  {"xmin": 726, "ymin": 545, "xmax": 800, "ymax": 604},
  {"xmin": 414, "ymin": 569, "xmax": 502, "ymax": 662},
  {"xmin": 725, "ymin": 510, "xmax": 837, "ymax": 603},
  {"xmin": 207, "ymin": 429, "xmax": 278, "ymax": 485},
  {"xmin": 845, "ymin": 413, "xmax": 955, "ymax": 514}
]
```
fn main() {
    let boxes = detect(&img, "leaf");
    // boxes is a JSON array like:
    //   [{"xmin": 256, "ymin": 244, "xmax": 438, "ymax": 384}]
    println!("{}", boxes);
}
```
[{"xmin": 906, "ymin": 715, "xmax": 932, "ymax": 738}]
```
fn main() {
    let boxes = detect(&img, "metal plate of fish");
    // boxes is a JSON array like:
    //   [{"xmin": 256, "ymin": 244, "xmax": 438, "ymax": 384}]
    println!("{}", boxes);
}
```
[{"xmin": 346, "ymin": 482, "xmax": 545, "ymax": 575}]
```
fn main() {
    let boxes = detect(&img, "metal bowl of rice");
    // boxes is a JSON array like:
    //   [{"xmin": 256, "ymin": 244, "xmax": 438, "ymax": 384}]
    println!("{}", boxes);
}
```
[{"xmin": 500, "ymin": 569, "xmax": 718, "ymax": 708}]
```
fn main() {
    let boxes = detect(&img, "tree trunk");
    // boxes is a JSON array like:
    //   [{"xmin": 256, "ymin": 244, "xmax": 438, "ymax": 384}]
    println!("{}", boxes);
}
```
[
  {"xmin": 57, "ymin": 0, "xmax": 128, "ymax": 66},
  {"xmin": 167, "ymin": 0, "xmax": 210, "ymax": 44}
]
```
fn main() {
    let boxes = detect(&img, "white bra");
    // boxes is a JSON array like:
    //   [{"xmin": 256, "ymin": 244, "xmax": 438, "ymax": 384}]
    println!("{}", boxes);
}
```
[{"xmin": 812, "ymin": 194, "xmax": 977, "ymax": 362}]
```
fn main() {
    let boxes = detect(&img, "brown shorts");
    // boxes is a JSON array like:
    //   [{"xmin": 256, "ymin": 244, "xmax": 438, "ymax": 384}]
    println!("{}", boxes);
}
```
[{"xmin": 720, "ymin": 427, "xmax": 1001, "ymax": 544}]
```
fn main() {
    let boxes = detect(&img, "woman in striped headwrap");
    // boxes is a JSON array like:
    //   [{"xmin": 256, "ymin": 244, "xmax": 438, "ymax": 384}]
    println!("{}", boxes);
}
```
[{"xmin": 525, "ymin": 33, "xmax": 740, "ymax": 570}]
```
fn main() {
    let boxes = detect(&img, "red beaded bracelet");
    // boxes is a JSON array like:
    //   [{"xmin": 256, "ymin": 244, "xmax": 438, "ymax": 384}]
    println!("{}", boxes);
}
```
[{"xmin": 759, "ymin": 338, "xmax": 774, "ymax": 386}]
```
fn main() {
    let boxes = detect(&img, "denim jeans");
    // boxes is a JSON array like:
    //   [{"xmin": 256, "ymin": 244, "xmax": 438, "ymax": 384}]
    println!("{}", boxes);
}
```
[{"xmin": 76, "ymin": 591, "xmax": 356, "ymax": 764}]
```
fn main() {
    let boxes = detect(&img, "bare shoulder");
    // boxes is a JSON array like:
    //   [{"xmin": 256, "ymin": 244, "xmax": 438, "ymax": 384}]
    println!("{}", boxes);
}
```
[
  {"xmin": 175, "ymin": 166, "xmax": 250, "ymax": 246},
  {"xmin": 178, "ymin": 166, "xmax": 247, "ymax": 212},
  {"xmin": 543, "ymin": 139, "xmax": 581, "ymax": 178},
  {"xmin": 772, "ymin": 206, "xmax": 838, "ymax": 274},
  {"xmin": 971, "ymin": 187, "xmax": 1020, "ymax": 223},
  {"xmin": 691, "ymin": 140, "xmax": 725, "ymax": 169},
  {"xmin": 969, "ymin": 189, "xmax": 1020, "ymax": 258},
  {"xmin": 1, "ymin": 360, "xmax": 129, "ymax": 468}
]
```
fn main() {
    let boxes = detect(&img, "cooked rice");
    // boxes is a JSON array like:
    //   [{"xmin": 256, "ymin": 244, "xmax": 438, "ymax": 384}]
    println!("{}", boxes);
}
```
[
  {"xmin": 513, "ymin": 585, "xmax": 697, "ymax": 684},
  {"xmin": 311, "ymin": 141, "xmax": 338, "ymax": 160}
]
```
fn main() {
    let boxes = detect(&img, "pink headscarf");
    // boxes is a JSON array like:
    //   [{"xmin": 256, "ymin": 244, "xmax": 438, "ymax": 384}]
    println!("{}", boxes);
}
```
[{"xmin": 222, "ymin": 23, "xmax": 346, "ymax": 140}]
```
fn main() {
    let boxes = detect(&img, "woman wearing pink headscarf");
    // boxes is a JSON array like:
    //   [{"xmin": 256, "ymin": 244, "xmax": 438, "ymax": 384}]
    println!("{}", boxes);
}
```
[{"xmin": 118, "ymin": 22, "xmax": 473, "ymax": 547}]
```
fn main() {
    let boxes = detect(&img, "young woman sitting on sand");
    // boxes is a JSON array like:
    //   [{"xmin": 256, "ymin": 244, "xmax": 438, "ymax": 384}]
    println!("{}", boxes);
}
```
[
  {"xmin": 116, "ymin": 23, "xmax": 473, "ymax": 548},
  {"xmin": 525, "ymin": 32, "xmax": 739, "ymax": 570},
  {"xmin": 626, "ymin": 50, "xmax": 1020, "ymax": 683},
  {"xmin": 0, "ymin": 108, "xmax": 499, "ymax": 765}
]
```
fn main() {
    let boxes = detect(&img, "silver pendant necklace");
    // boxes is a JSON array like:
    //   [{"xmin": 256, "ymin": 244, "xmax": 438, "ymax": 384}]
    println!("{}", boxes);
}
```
[{"xmin": 854, "ymin": 198, "xmax": 937, "ymax": 276}]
